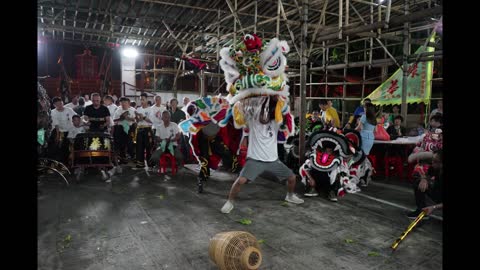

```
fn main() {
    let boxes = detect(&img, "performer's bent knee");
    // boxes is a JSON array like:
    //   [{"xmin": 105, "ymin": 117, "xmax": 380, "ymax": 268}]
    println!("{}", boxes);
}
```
[{"xmin": 235, "ymin": 177, "xmax": 249, "ymax": 185}]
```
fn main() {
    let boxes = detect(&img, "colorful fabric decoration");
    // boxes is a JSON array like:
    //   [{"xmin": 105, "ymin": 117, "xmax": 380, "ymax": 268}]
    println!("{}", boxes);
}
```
[
  {"xmin": 38, "ymin": 128, "xmax": 45, "ymax": 146},
  {"xmin": 178, "ymin": 95, "xmax": 232, "ymax": 135}
]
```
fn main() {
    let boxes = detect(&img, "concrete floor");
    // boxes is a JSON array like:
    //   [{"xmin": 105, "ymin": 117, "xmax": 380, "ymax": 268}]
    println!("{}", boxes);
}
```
[{"xmin": 38, "ymin": 165, "xmax": 442, "ymax": 270}]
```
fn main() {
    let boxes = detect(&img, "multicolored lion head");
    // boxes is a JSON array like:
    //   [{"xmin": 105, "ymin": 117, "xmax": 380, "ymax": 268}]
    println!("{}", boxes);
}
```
[
  {"xmin": 219, "ymin": 34, "xmax": 294, "ymax": 139},
  {"xmin": 307, "ymin": 130, "xmax": 354, "ymax": 172},
  {"xmin": 220, "ymin": 34, "xmax": 290, "ymax": 104}
]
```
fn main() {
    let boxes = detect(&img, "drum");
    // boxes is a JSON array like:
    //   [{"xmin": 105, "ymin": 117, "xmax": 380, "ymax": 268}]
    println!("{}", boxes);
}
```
[{"xmin": 73, "ymin": 132, "xmax": 114, "ymax": 168}]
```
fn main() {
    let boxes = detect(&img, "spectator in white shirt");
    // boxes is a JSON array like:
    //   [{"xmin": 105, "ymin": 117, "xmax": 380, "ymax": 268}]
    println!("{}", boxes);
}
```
[
  {"xmin": 151, "ymin": 111, "xmax": 183, "ymax": 167},
  {"xmin": 149, "ymin": 95, "xmax": 167, "ymax": 131},
  {"xmin": 67, "ymin": 115, "xmax": 86, "ymax": 141},
  {"xmin": 49, "ymin": 96, "xmax": 77, "ymax": 164},
  {"xmin": 84, "ymin": 94, "xmax": 93, "ymax": 106},
  {"xmin": 103, "ymin": 95, "xmax": 118, "ymax": 131},
  {"xmin": 64, "ymin": 95, "xmax": 79, "ymax": 109},
  {"xmin": 134, "ymin": 93, "xmax": 154, "ymax": 169},
  {"xmin": 181, "ymin": 96, "xmax": 190, "ymax": 113},
  {"xmin": 113, "ymin": 97, "xmax": 137, "ymax": 163}
]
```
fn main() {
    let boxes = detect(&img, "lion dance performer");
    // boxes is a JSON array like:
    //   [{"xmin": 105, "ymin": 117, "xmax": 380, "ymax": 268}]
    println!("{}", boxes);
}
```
[
  {"xmin": 179, "ymin": 96, "xmax": 240, "ymax": 193},
  {"xmin": 299, "ymin": 128, "xmax": 373, "ymax": 201},
  {"xmin": 214, "ymin": 34, "xmax": 302, "ymax": 214}
]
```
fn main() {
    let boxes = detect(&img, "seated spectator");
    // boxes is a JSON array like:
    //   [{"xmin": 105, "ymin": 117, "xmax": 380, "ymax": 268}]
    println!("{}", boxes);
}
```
[
  {"xmin": 407, "ymin": 150, "xmax": 443, "ymax": 219},
  {"xmin": 385, "ymin": 115, "xmax": 407, "ymax": 158},
  {"xmin": 386, "ymin": 115, "xmax": 406, "ymax": 140},
  {"xmin": 408, "ymin": 114, "xmax": 443, "ymax": 163},
  {"xmin": 150, "ymin": 111, "xmax": 183, "ymax": 167},
  {"xmin": 387, "ymin": 105, "xmax": 401, "ymax": 126}
]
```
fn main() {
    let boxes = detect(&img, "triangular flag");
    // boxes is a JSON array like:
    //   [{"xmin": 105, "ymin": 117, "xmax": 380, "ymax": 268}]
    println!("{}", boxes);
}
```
[{"xmin": 365, "ymin": 33, "xmax": 436, "ymax": 106}]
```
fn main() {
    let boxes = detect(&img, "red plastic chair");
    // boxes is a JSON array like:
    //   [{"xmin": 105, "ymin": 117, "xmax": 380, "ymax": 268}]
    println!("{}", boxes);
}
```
[
  {"xmin": 384, "ymin": 156, "xmax": 404, "ymax": 178},
  {"xmin": 367, "ymin": 154, "xmax": 378, "ymax": 176},
  {"xmin": 159, "ymin": 152, "xmax": 177, "ymax": 176}
]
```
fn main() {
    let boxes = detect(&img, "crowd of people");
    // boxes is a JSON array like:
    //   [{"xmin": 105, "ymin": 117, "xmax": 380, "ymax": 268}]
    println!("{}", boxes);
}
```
[
  {"xmin": 295, "ymin": 98, "xmax": 443, "ymax": 217},
  {"xmin": 47, "ymin": 93, "xmax": 192, "ymax": 172},
  {"xmin": 41, "ymin": 91, "xmax": 443, "ymax": 219}
]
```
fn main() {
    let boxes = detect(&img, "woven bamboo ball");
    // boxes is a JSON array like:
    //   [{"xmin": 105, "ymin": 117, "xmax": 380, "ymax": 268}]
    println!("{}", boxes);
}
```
[{"xmin": 209, "ymin": 231, "xmax": 262, "ymax": 270}]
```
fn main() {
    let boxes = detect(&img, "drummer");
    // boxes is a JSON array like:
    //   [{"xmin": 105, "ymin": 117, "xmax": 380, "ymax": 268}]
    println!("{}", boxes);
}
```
[{"xmin": 83, "ymin": 92, "xmax": 111, "ymax": 133}]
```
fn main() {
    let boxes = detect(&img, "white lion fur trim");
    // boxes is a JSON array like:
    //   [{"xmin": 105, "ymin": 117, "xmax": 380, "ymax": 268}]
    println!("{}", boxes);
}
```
[
  {"xmin": 219, "ymin": 47, "xmax": 239, "ymax": 84},
  {"xmin": 228, "ymin": 84, "xmax": 290, "ymax": 105},
  {"xmin": 260, "ymin": 38, "xmax": 290, "ymax": 78}
]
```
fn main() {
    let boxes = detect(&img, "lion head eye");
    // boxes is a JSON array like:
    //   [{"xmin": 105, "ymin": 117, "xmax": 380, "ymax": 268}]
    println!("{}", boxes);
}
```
[
  {"xmin": 243, "ymin": 57, "xmax": 253, "ymax": 66},
  {"xmin": 235, "ymin": 80, "xmax": 243, "ymax": 90},
  {"xmin": 244, "ymin": 34, "xmax": 253, "ymax": 41}
]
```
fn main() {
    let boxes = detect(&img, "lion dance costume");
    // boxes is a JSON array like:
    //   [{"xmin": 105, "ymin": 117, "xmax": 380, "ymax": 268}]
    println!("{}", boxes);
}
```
[
  {"xmin": 179, "ymin": 34, "xmax": 295, "ymax": 193},
  {"xmin": 299, "ymin": 128, "xmax": 373, "ymax": 200}
]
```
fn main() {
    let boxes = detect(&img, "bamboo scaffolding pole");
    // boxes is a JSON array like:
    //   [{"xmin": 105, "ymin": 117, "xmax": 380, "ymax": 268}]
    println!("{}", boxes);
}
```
[{"xmin": 299, "ymin": 0, "xmax": 309, "ymax": 165}]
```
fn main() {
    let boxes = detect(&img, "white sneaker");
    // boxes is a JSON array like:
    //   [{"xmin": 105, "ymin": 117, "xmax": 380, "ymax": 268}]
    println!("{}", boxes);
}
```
[
  {"xmin": 221, "ymin": 200, "xmax": 234, "ymax": 214},
  {"xmin": 101, "ymin": 170, "xmax": 109, "ymax": 181},
  {"xmin": 328, "ymin": 191, "xmax": 338, "ymax": 202},
  {"xmin": 285, "ymin": 193, "xmax": 304, "ymax": 204}
]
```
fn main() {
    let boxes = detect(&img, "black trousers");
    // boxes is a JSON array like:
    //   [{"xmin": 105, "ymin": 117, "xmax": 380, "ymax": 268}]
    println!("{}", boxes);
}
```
[
  {"xmin": 47, "ymin": 130, "xmax": 70, "ymax": 165},
  {"xmin": 135, "ymin": 127, "xmax": 153, "ymax": 166},
  {"xmin": 414, "ymin": 178, "xmax": 442, "ymax": 210},
  {"xmin": 179, "ymin": 135, "xmax": 191, "ymax": 163},
  {"xmin": 114, "ymin": 125, "xmax": 133, "ymax": 162},
  {"xmin": 310, "ymin": 170, "xmax": 340, "ymax": 194},
  {"xmin": 197, "ymin": 131, "xmax": 238, "ymax": 180}
]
